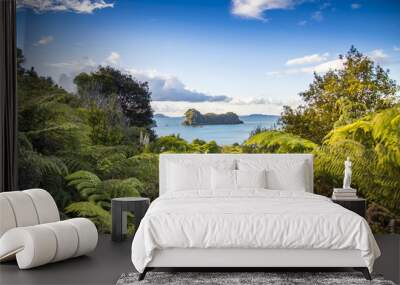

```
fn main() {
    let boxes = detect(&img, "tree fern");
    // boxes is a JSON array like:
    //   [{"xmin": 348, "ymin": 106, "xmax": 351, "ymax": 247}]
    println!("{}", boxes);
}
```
[
  {"xmin": 65, "ymin": 170, "xmax": 142, "ymax": 230},
  {"xmin": 318, "ymin": 106, "xmax": 400, "ymax": 232},
  {"xmin": 66, "ymin": 171, "xmax": 101, "ymax": 199},
  {"xmin": 65, "ymin": 202, "xmax": 111, "ymax": 233},
  {"xmin": 244, "ymin": 131, "xmax": 317, "ymax": 153}
]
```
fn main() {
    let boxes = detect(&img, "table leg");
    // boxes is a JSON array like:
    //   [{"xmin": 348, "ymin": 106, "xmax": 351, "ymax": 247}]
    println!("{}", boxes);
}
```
[
  {"xmin": 130, "ymin": 201, "xmax": 150, "ymax": 232},
  {"xmin": 112, "ymin": 202, "xmax": 123, "ymax": 242}
]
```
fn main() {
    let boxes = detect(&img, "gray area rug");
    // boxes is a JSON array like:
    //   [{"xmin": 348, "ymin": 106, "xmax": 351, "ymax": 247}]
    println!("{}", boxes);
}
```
[{"xmin": 116, "ymin": 272, "xmax": 395, "ymax": 285}]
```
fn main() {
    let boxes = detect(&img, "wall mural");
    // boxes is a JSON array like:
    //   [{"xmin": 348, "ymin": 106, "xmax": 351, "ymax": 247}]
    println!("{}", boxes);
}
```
[{"xmin": 16, "ymin": 0, "xmax": 400, "ymax": 233}]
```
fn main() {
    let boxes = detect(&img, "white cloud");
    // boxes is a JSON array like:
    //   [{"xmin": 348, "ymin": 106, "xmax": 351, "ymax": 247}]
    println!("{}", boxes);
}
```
[
  {"xmin": 266, "ymin": 69, "xmax": 299, "ymax": 76},
  {"xmin": 311, "ymin": 11, "xmax": 323, "ymax": 21},
  {"xmin": 394, "ymin": 46, "xmax": 400, "ymax": 52},
  {"xmin": 231, "ymin": 0, "xmax": 302, "ymax": 21},
  {"xmin": 33, "ymin": 35, "xmax": 54, "ymax": 46},
  {"xmin": 48, "ymin": 56, "xmax": 96, "ymax": 70},
  {"xmin": 128, "ymin": 68, "xmax": 231, "ymax": 103},
  {"xmin": 368, "ymin": 49, "xmax": 400, "ymax": 66},
  {"xmin": 54, "ymin": 60, "xmax": 231, "ymax": 103},
  {"xmin": 351, "ymin": 3, "xmax": 361, "ymax": 9},
  {"xmin": 230, "ymin": 97, "xmax": 288, "ymax": 106},
  {"xmin": 269, "ymin": 48, "xmax": 397, "ymax": 77},
  {"xmin": 305, "ymin": 58, "xmax": 344, "ymax": 73},
  {"xmin": 268, "ymin": 58, "xmax": 345, "ymax": 76},
  {"xmin": 17, "ymin": 0, "xmax": 114, "ymax": 14},
  {"xmin": 286, "ymin": 53, "xmax": 329, "ymax": 66},
  {"xmin": 369, "ymin": 49, "xmax": 389, "ymax": 64},
  {"xmin": 105, "ymin": 51, "xmax": 120, "ymax": 65}
]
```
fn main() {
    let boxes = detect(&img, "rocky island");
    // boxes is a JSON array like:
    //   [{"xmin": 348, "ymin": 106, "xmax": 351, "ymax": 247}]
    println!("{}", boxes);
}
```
[{"xmin": 182, "ymin": 109, "xmax": 243, "ymax": 126}]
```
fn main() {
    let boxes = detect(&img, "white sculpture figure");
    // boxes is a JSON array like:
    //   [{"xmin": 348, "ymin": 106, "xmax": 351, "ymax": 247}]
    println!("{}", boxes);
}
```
[{"xmin": 343, "ymin": 157, "xmax": 352, "ymax": 189}]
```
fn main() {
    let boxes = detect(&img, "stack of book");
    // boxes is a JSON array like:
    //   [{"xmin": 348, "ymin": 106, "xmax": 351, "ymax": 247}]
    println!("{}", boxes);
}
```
[{"xmin": 332, "ymin": 188, "xmax": 358, "ymax": 200}]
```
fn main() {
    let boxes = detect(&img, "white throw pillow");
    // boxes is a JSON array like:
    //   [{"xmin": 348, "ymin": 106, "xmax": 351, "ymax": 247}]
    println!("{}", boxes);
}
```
[
  {"xmin": 236, "ymin": 169, "xmax": 267, "ymax": 189},
  {"xmin": 211, "ymin": 168, "xmax": 236, "ymax": 191},
  {"xmin": 167, "ymin": 159, "xmax": 236, "ymax": 192},
  {"xmin": 266, "ymin": 161, "xmax": 307, "ymax": 191},
  {"xmin": 238, "ymin": 159, "xmax": 308, "ymax": 191},
  {"xmin": 167, "ymin": 162, "xmax": 210, "ymax": 191}
]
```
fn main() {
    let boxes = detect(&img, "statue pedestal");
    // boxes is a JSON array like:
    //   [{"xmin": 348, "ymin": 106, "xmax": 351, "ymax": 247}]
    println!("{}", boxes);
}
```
[{"xmin": 332, "ymin": 188, "xmax": 358, "ymax": 199}]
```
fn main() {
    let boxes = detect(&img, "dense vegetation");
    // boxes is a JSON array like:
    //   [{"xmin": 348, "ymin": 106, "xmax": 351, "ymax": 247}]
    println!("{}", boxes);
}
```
[
  {"xmin": 17, "ymin": 47, "xmax": 399, "ymax": 234},
  {"xmin": 280, "ymin": 46, "xmax": 398, "ymax": 144},
  {"xmin": 183, "ymin": 108, "xmax": 243, "ymax": 125},
  {"xmin": 17, "ymin": 50, "xmax": 155, "ymax": 231}
]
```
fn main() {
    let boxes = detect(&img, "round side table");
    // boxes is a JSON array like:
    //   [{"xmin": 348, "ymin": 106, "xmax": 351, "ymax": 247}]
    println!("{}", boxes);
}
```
[{"xmin": 111, "ymin": 197, "xmax": 150, "ymax": 242}]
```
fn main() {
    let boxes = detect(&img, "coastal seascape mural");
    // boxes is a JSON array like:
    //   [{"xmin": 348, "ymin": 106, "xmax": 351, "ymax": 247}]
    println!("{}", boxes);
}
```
[
  {"xmin": 16, "ymin": 0, "xmax": 400, "ymax": 233},
  {"xmin": 154, "ymin": 113, "xmax": 279, "ymax": 145}
]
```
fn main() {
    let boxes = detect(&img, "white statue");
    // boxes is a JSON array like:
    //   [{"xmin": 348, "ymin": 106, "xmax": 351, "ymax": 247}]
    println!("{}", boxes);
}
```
[{"xmin": 343, "ymin": 157, "xmax": 352, "ymax": 189}]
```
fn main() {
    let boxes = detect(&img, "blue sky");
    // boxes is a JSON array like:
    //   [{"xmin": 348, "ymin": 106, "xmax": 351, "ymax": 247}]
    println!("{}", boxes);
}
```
[{"xmin": 17, "ymin": 0, "xmax": 400, "ymax": 115}]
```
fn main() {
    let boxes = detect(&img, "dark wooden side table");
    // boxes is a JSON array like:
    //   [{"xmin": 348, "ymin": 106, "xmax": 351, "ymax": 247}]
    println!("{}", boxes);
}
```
[
  {"xmin": 111, "ymin": 197, "xmax": 150, "ymax": 242},
  {"xmin": 331, "ymin": 198, "xmax": 366, "ymax": 218}
]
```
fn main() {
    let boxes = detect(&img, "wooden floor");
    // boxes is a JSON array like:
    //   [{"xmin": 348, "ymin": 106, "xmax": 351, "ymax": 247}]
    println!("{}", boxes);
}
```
[{"xmin": 0, "ymin": 234, "xmax": 399, "ymax": 285}]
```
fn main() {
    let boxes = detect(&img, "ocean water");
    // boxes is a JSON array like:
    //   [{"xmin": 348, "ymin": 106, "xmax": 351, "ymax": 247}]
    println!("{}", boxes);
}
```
[{"xmin": 153, "ymin": 115, "xmax": 280, "ymax": 145}]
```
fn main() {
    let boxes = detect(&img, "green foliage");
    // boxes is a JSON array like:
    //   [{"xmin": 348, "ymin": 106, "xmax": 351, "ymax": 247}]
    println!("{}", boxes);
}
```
[
  {"xmin": 74, "ymin": 66, "xmax": 154, "ymax": 138},
  {"xmin": 221, "ymin": 144, "xmax": 243, "ymax": 153},
  {"xmin": 65, "ymin": 202, "xmax": 112, "ymax": 233},
  {"xmin": 18, "ymin": 138, "xmax": 72, "ymax": 209},
  {"xmin": 149, "ymin": 135, "xmax": 222, "ymax": 154},
  {"xmin": 66, "ymin": 171, "xmax": 101, "ymax": 198},
  {"xmin": 86, "ymin": 106, "xmax": 125, "ymax": 145},
  {"xmin": 276, "ymin": 46, "xmax": 400, "ymax": 233},
  {"xmin": 65, "ymin": 170, "xmax": 142, "ymax": 231},
  {"xmin": 280, "ymin": 46, "xmax": 399, "ymax": 144},
  {"xmin": 311, "ymin": 105, "xmax": 400, "ymax": 233},
  {"xmin": 150, "ymin": 135, "xmax": 193, "ymax": 153},
  {"xmin": 102, "ymin": 153, "xmax": 159, "ymax": 200},
  {"xmin": 321, "ymin": 106, "xmax": 400, "ymax": 216},
  {"xmin": 66, "ymin": 170, "xmax": 141, "ymax": 205},
  {"xmin": 16, "ymin": 49, "xmax": 154, "ymax": 233},
  {"xmin": 16, "ymin": 52, "xmax": 84, "ymax": 208},
  {"xmin": 197, "ymin": 140, "xmax": 221, "ymax": 153},
  {"xmin": 244, "ymin": 131, "xmax": 317, "ymax": 153}
]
